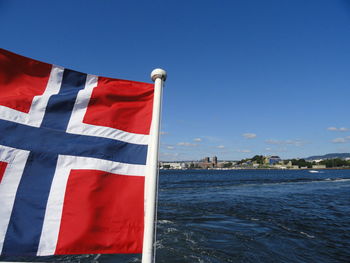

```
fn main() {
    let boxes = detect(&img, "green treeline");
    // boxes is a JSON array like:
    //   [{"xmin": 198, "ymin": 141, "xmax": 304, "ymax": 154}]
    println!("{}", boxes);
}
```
[
  {"xmin": 290, "ymin": 159, "xmax": 312, "ymax": 168},
  {"xmin": 237, "ymin": 155, "xmax": 265, "ymax": 165},
  {"xmin": 319, "ymin": 158, "xmax": 350, "ymax": 168},
  {"xmin": 238, "ymin": 155, "xmax": 350, "ymax": 168},
  {"xmin": 291, "ymin": 158, "xmax": 350, "ymax": 168}
]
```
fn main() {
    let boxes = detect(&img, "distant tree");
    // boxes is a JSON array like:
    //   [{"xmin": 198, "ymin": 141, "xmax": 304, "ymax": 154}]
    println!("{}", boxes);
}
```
[
  {"xmin": 237, "ymin": 158, "xmax": 248, "ymax": 165},
  {"xmin": 223, "ymin": 162, "xmax": 233, "ymax": 168},
  {"xmin": 320, "ymin": 158, "xmax": 349, "ymax": 168},
  {"xmin": 291, "ymin": 159, "xmax": 312, "ymax": 168},
  {"xmin": 251, "ymin": 155, "xmax": 264, "ymax": 164},
  {"xmin": 190, "ymin": 163, "xmax": 200, "ymax": 169}
]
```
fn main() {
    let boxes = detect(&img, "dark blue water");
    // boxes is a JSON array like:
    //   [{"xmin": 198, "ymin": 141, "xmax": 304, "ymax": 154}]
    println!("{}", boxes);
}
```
[{"xmin": 2, "ymin": 169, "xmax": 350, "ymax": 262}]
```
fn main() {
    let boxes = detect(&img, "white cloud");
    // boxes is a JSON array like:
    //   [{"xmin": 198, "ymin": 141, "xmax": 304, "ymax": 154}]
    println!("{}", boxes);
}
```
[
  {"xmin": 159, "ymin": 152, "xmax": 179, "ymax": 161},
  {"xmin": 237, "ymin": 149, "xmax": 252, "ymax": 153},
  {"xmin": 177, "ymin": 142, "xmax": 197, "ymax": 147},
  {"xmin": 193, "ymin": 138, "xmax": 202, "ymax": 142},
  {"xmin": 242, "ymin": 133, "xmax": 257, "ymax": 139},
  {"xmin": 265, "ymin": 139, "xmax": 306, "ymax": 146},
  {"xmin": 264, "ymin": 147, "xmax": 287, "ymax": 153},
  {"xmin": 167, "ymin": 146, "xmax": 175, "ymax": 150},
  {"xmin": 327, "ymin": 127, "xmax": 349, "ymax": 132},
  {"xmin": 265, "ymin": 139, "xmax": 282, "ymax": 145},
  {"xmin": 332, "ymin": 138, "xmax": 346, "ymax": 143},
  {"xmin": 332, "ymin": 137, "xmax": 348, "ymax": 143},
  {"xmin": 217, "ymin": 145, "xmax": 225, "ymax": 149},
  {"xmin": 202, "ymin": 136, "xmax": 221, "ymax": 142},
  {"xmin": 161, "ymin": 152, "xmax": 178, "ymax": 156},
  {"xmin": 160, "ymin": 131, "xmax": 169, "ymax": 135}
]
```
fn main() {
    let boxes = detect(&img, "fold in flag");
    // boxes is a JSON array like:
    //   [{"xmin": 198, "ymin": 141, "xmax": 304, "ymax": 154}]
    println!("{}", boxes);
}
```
[{"xmin": 0, "ymin": 49, "xmax": 154, "ymax": 256}]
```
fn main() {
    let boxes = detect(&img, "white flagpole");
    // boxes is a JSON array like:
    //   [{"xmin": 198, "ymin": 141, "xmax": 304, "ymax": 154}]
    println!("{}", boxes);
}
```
[{"xmin": 142, "ymin": 68, "xmax": 167, "ymax": 263}]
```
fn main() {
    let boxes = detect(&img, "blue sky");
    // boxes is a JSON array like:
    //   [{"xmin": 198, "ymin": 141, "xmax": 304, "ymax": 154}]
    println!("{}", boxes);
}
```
[{"xmin": 1, "ymin": 0, "xmax": 350, "ymax": 161}]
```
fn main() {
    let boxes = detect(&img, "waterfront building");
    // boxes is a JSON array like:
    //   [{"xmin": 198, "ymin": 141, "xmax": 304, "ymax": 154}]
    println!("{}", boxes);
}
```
[
  {"xmin": 312, "ymin": 164, "xmax": 326, "ymax": 169},
  {"xmin": 160, "ymin": 162, "xmax": 182, "ymax": 169},
  {"xmin": 264, "ymin": 157, "xmax": 270, "ymax": 165},
  {"xmin": 269, "ymin": 156, "xmax": 281, "ymax": 165},
  {"xmin": 199, "ymin": 156, "xmax": 218, "ymax": 169},
  {"xmin": 212, "ymin": 156, "xmax": 218, "ymax": 166},
  {"xmin": 286, "ymin": 161, "xmax": 293, "ymax": 168}
]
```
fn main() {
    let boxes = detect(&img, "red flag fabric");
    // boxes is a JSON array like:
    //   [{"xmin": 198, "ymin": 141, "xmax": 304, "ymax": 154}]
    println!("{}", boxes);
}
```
[{"xmin": 0, "ymin": 48, "xmax": 153, "ymax": 256}]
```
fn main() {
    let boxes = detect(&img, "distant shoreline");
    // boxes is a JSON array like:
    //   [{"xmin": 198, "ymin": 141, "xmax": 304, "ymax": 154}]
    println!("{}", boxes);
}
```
[{"xmin": 160, "ymin": 167, "xmax": 350, "ymax": 171}]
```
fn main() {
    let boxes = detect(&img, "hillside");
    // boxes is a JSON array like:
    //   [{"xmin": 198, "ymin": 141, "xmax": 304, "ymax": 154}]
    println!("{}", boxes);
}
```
[{"xmin": 305, "ymin": 153, "xmax": 350, "ymax": 161}]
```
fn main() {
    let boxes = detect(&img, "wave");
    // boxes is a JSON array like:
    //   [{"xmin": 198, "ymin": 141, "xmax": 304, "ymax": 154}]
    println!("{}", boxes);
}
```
[
  {"xmin": 328, "ymin": 178, "xmax": 350, "ymax": 182},
  {"xmin": 160, "ymin": 177, "xmax": 350, "ymax": 193},
  {"xmin": 262, "ymin": 177, "xmax": 350, "ymax": 185},
  {"xmin": 238, "ymin": 177, "xmax": 345, "ymax": 189},
  {"xmin": 158, "ymin": 220, "xmax": 174, "ymax": 224},
  {"xmin": 299, "ymin": 231, "xmax": 315, "ymax": 239}
]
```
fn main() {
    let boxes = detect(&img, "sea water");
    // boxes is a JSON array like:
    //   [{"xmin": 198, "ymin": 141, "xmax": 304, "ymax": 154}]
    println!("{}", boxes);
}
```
[{"xmin": 2, "ymin": 169, "xmax": 350, "ymax": 263}]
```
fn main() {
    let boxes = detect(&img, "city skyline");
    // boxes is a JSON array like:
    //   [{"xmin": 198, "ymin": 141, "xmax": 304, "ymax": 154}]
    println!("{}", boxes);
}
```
[
  {"xmin": 159, "ymin": 152, "xmax": 350, "ymax": 163},
  {"xmin": 1, "ymin": 0, "xmax": 350, "ymax": 161}
]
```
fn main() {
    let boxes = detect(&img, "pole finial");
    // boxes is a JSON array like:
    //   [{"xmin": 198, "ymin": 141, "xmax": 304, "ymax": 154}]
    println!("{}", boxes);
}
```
[{"xmin": 151, "ymin": 68, "xmax": 167, "ymax": 82}]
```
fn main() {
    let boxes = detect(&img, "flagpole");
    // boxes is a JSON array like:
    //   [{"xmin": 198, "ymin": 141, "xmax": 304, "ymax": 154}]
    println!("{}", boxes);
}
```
[{"xmin": 142, "ymin": 68, "xmax": 166, "ymax": 263}]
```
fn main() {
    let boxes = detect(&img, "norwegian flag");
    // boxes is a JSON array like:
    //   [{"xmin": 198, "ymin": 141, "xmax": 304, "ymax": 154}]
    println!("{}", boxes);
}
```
[{"xmin": 0, "ymin": 49, "xmax": 154, "ymax": 256}]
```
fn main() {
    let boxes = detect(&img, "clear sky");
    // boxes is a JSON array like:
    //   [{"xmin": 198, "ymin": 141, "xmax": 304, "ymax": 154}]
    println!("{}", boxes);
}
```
[{"xmin": 1, "ymin": 0, "xmax": 350, "ymax": 161}]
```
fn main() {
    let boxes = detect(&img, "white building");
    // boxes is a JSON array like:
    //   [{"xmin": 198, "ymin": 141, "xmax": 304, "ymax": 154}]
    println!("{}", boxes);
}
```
[{"xmin": 160, "ymin": 162, "xmax": 182, "ymax": 169}]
